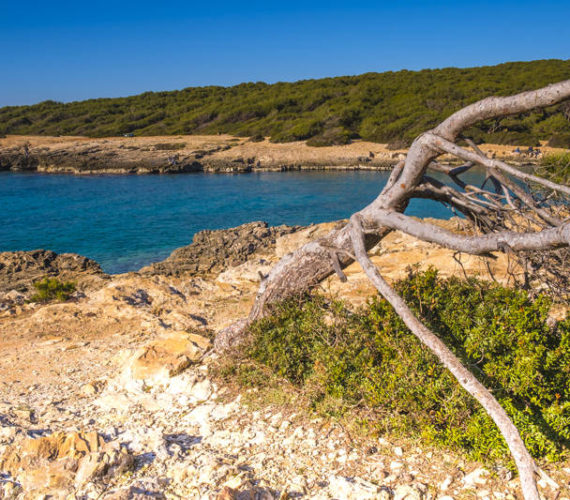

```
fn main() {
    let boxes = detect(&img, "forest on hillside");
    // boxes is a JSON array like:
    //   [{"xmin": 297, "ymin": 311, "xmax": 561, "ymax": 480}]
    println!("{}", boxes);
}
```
[{"xmin": 1, "ymin": 59, "xmax": 569, "ymax": 147}]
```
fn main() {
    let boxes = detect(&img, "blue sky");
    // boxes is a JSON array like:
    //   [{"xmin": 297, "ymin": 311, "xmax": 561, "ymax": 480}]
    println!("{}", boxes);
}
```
[{"xmin": 1, "ymin": 0, "xmax": 569, "ymax": 106}]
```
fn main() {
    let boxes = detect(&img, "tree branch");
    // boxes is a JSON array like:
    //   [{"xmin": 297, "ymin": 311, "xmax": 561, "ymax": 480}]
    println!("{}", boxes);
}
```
[
  {"xmin": 348, "ymin": 214, "xmax": 540, "ymax": 500},
  {"xmin": 363, "ymin": 209, "xmax": 570, "ymax": 254},
  {"xmin": 429, "ymin": 134, "xmax": 570, "ymax": 197}
]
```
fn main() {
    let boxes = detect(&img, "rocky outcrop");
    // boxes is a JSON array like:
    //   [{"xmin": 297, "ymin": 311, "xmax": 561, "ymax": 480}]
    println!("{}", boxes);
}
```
[
  {"xmin": 0, "ymin": 249, "xmax": 107, "ymax": 297},
  {"xmin": 140, "ymin": 221, "xmax": 299, "ymax": 276},
  {"xmin": 0, "ymin": 144, "xmax": 206, "ymax": 174},
  {"xmin": 1, "ymin": 219, "xmax": 568, "ymax": 499},
  {"xmin": 0, "ymin": 135, "xmax": 403, "ymax": 175},
  {"xmin": 126, "ymin": 331, "xmax": 211, "ymax": 383},
  {"xmin": 0, "ymin": 431, "xmax": 133, "ymax": 498}
]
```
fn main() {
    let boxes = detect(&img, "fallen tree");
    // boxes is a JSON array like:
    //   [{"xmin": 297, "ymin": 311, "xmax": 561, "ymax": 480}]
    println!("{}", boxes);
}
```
[{"xmin": 215, "ymin": 80, "xmax": 570, "ymax": 499}]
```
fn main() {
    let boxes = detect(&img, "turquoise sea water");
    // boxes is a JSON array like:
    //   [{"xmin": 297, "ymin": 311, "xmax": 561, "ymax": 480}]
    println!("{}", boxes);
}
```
[{"xmin": 1, "ymin": 170, "xmax": 484, "ymax": 274}]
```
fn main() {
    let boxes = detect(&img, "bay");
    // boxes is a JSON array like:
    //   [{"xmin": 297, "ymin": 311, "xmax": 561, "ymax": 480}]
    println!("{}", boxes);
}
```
[{"xmin": 0, "ymin": 170, "xmax": 484, "ymax": 273}]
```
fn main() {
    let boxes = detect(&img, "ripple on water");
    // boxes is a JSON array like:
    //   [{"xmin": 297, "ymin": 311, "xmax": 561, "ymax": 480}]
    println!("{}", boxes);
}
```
[{"xmin": 0, "ymin": 169, "xmax": 485, "ymax": 273}]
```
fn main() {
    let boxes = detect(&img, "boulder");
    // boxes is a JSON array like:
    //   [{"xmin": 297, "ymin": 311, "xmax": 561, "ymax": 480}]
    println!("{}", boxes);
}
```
[{"xmin": 128, "ymin": 331, "xmax": 211, "ymax": 382}]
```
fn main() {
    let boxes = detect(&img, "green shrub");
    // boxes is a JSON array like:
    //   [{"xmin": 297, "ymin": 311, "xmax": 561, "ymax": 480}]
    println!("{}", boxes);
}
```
[
  {"xmin": 248, "ymin": 133, "xmax": 265, "ymax": 143},
  {"xmin": 153, "ymin": 142, "xmax": 186, "ymax": 150},
  {"xmin": 1, "ymin": 60, "xmax": 570, "ymax": 145},
  {"xmin": 244, "ymin": 269, "xmax": 570, "ymax": 464},
  {"xmin": 306, "ymin": 127, "xmax": 352, "ymax": 147},
  {"xmin": 29, "ymin": 278, "xmax": 76, "ymax": 303},
  {"xmin": 537, "ymin": 152, "xmax": 570, "ymax": 184},
  {"xmin": 547, "ymin": 134, "xmax": 570, "ymax": 148}
]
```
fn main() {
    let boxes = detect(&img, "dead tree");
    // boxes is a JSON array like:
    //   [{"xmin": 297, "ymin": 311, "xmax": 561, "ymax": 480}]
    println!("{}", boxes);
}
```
[{"xmin": 216, "ymin": 80, "xmax": 570, "ymax": 499}]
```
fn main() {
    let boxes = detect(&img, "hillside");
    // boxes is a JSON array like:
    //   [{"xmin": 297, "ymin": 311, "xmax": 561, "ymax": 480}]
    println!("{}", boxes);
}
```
[{"xmin": 1, "ymin": 59, "xmax": 570, "ymax": 147}]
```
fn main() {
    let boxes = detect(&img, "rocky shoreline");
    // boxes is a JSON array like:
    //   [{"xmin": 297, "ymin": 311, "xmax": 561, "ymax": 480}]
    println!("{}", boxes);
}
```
[
  {"xmin": 0, "ymin": 134, "xmax": 552, "ymax": 176},
  {"xmin": 1, "ymin": 221, "xmax": 569, "ymax": 499},
  {"xmin": 0, "ymin": 135, "xmax": 399, "ymax": 175}
]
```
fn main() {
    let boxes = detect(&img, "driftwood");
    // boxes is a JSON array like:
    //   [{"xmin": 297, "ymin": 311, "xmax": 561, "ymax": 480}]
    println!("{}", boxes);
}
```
[{"xmin": 215, "ymin": 80, "xmax": 570, "ymax": 499}]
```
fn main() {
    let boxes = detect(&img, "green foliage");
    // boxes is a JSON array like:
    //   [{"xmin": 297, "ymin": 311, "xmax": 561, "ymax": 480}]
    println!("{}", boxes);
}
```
[
  {"xmin": 29, "ymin": 277, "xmax": 76, "ymax": 303},
  {"xmin": 1, "ymin": 60, "xmax": 569, "ymax": 145},
  {"xmin": 306, "ymin": 127, "xmax": 352, "ymax": 147},
  {"xmin": 245, "ymin": 270, "xmax": 570, "ymax": 464},
  {"xmin": 538, "ymin": 152, "xmax": 570, "ymax": 184},
  {"xmin": 248, "ymin": 133, "xmax": 265, "ymax": 142},
  {"xmin": 548, "ymin": 134, "xmax": 570, "ymax": 148}
]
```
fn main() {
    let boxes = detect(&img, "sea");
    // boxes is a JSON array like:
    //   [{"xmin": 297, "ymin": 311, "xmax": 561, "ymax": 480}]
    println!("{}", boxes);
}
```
[{"xmin": 1, "ymin": 169, "xmax": 486, "ymax": 274}]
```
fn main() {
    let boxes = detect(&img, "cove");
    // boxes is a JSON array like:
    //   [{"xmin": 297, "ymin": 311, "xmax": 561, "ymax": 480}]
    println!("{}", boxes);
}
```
[{"xmin": 1, "ymin": 169, "xmax": 486, "ymax": 274}]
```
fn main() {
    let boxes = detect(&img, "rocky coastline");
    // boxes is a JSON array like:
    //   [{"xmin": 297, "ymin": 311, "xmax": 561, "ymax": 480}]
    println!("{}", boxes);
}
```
[
  {"xmin": 1, "ymin": 221, "xmax": 569, "ymax": 499},
  {"xmin": 0, "ymin": 134, "xmax": 552, "ymax": 176},
  {"xmin": 0, "ymin": 135, "xmax": 399, "ymax": 175}
]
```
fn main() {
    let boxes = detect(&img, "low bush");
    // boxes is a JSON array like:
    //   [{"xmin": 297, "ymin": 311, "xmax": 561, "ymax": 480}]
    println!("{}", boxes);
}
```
[
  {"xmin": 241, "ymin": 269, "xmax": 570, "ymax": 464},
  {"xmin": 248, "ymin": 134, "xmax": 265, "ymax": 143},
  {"xmin": 386, "ymin": 138, "xmax": 410, "ymax": 150},
  {"xmin": 537, "ymin": 152, "xmax": 570, "ymax": 185},
  {"xmin": 29, "ymin": 277, "xmax": 76, "ymax": 303},
  {"xmin": 153, "ymin": 142, "xmax": 186, "ymax": 150},
  {"xmin": 547, "ymin": 134, "xmax": 570, "ymax": 148},
  {"xmin": 306, "ymin": 127, "xmax": 352, "ymax": 147}
]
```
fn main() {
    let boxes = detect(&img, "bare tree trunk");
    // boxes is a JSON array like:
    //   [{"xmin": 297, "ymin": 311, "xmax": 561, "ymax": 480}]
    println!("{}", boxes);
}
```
[{"xmin": 214, "ymin": 79, "xmax": 570, "ymax": 499}]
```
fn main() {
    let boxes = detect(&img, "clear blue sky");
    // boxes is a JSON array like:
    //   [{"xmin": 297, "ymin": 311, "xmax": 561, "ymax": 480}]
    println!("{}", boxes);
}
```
[{"xmin": 1, "ymin": 0, "xmax": 569, "ymax": 107}]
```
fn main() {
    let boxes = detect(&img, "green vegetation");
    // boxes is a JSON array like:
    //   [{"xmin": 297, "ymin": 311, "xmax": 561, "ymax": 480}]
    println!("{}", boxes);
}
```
[
  {"xmin": 233, "ymin": 269, "xmax": 570, "ymax": 464},
  {"xmin": 153, "ymin": 142, "xmax": 186, "ymax": 150},
  {"xmin": 538, "ymin": 152, "xmax": 570, "ymax": 184},
  {"xmin": 29, "ymin": 277, "xmax": 76, "ymax": 303},
  {"xmin": 1, "ymin": 60, "xmax": 569, "ymax": 146}
]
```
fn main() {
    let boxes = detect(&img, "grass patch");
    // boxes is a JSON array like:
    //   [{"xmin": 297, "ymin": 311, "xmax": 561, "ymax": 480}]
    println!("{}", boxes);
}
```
[
  {"xmin": 230, "ymin": 269, "xmax": 570, "ymax": 466},
  {"xmin": 29, "ymin": 277, "xmax": 76, "ymax": 303}
]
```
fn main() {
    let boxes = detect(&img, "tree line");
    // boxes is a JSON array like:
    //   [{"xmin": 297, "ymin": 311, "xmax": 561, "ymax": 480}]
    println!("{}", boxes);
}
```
[{"xmin": 1, "ymin": 59, "xmax": 569, "ymax": 147}]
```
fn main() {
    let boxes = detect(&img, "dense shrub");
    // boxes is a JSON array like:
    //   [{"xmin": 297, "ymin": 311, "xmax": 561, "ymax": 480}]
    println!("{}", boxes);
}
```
[
  {"xmin": 244, "ymin": 270, "xmax": 570, "ymax": 464},
  {"xmin": 1, "ymin": 60, "xmax": 569, "ymax": 145},
  {"xmin": 537, "ymin": 152, "xmax": 570, "ymax": 184},
  {"xmin": 248, "ymin": 133, "xmax": 265, "ymax": 142},
  {"xmin": 306, "ymin": 127, "xmax": 352, "ymax": 147},
  {"xmin": 29, "ymin": 278, "xmax": 76, "ymax": 303},
  {"xmin": 153, "ymin": 142, "xmax": 186, "ymax": 150},
  {"xmin": 547, "ymin": 134, "xmax": 570, "ymax": 148}
]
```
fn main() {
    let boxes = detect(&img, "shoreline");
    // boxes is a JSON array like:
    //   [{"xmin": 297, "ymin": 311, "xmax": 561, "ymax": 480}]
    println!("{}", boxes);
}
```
[{"xmin": 1, "ymin": 134, "xmax": 557, "ymax": 176}]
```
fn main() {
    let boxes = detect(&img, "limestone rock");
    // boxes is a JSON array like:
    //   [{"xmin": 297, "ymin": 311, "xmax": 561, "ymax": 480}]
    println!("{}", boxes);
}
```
[
  {"xmin": 394, "ymin": 484, "xmax": 426, "ymax": 500},
  {"xmin": 327, "ymin": 474, "xmax": 382, "ymax": 499},
  {"xmin": 275, "ymin": 221, "xmax": 341, "ymax": 258},
  {"xmin": 0, "ymin": 430, "xmax": 133, "ymax": 497},
  {"xmin": 0, "ymin": 249, "xmax": 107, "ymax": 298},
  {"xmin": 140, "ymin": 222, "xmax": 299, "ymax": 276},
  {"xmin": 463, "ymin": 467, "xmax": 489, "ymax": 488},
  {"xmin": 128, "ymin": 331, "xmax": 211, "ymax": 382}
]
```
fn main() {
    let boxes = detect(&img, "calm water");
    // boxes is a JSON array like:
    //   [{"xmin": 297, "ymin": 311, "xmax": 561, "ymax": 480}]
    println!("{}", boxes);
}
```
[{"xmin": 1, "ymin": 170, "xmax": 483, "ymax": 274}]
